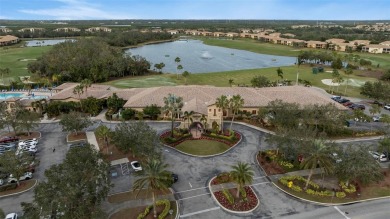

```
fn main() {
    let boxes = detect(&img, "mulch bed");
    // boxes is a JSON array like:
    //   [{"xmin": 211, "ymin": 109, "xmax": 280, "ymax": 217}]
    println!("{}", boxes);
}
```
[
  {"xmin": 257, "ymin": 153, "xmax": 286, "ymax": 175},
  {"xmin": 211, "ymin": 178, "xmax": 258, "ymax": 212},
  {"xmin": 67, "ymin": 132, "xmax": 87, "ymax": 142},
  {"xmin": 1, "ymin": 132, "xmax": 41, "ymax": 140}
]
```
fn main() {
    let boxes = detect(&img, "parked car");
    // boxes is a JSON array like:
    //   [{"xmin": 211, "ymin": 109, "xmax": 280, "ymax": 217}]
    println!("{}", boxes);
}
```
[
  {"xmin": 351, "ymin": 104, "xmax": 365, "ymax": 110},
  {"xmin": 331, "ymin": 96, "xmax": 341, "ymax": 101},
  {"xmin": 337, "ymin": 98, "xmax": 350, "ymax": 104},
  {"xmin": 130, "ymin": 161, "xmax": 142, "ymax": 172},
  {"xmin": 5, "ymin": 213, "xmax": 18, "ymax": 219},
  {"xmin": 8, "ymin": 172, "xmax": 33, "ymax": 183},
  {"xmin": 369, "ymin": 151, "xmax": 387, "ymax": 162},
  {"xmin": 20, "ymin": 138, "xmax": 38, "ymax": 145},
  {"xmin": 373, "ymin": 101, "xmax": 384, "ymax": 106},
  {"xmin": 171, "ymin": 173, "xmax": 179, "ymax": 183},
  {"xmin": 384, "ymin": 105, "xmax": 390, "ymax": 110},
  {"xmin": 343, "ymin": 102, "xmax": 353, "ymax": 106},
  {"xmin": 373, "ymin": 116, "xmax": 382, "ymax": 122}
]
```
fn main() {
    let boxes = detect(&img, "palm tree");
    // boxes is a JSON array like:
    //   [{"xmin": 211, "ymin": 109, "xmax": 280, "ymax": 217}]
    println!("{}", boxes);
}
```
[
  {"xmin": 215, "ymin": 95, "xmax": 230, "ymax": 132},
  {"xmin": 276, "ymin": 68, "xmax": 283, "ymax": 84},
  {"xmin": 343, "ymin": 68, "xmax": 353, "ymax": 95},
  {"xmin": 52, "ymin": 73, "xmax": 61, "ymax": 86},
  {"xmin": 133, "ymin": 159, "xmax": 172, "ymax": 218},
  {"xmin": 228, "ymin": 79, "xmax": 234, "ymax": 87},
  {"xmin": 229, "ymin": 95, "xmax": 244, "ymax": 130},
  {"xmin": 200, "ymin": 114, "xmax": 208, "ymax": 130},
  {"xmin": 81, "ymin": 79, "xmax": 92, "ymax": 96},
  {"xmin": 300, "ymin": 139, "xmax": 334, "ymax": 190},
  {"xmin": 230, "ymin": 162, "xmax": 254, "ymax": 198},
  {"xmin": 73, "ymin": 84, "xmax": 84, "ymax": 101},
  {"xmin": 163, "ymin": 94, "xmax": 184, "ymax": 137},
  {"xmin": 174, "ymin": 57, "xmax": 181, "ymax": 79},
  {"xmin": 183, "ymin": 111, "xmax": 194, "ymax": 129},
  {"xmin": 95, "ymin": 125, "xmax": 112, "ymax": 154}
]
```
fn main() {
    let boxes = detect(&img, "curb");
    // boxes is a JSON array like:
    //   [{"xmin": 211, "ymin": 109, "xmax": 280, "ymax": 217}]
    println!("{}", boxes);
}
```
[
  {"xmin": 0, "ymin": 179, "xmax": 37, "ymax": 198},
  {"xmin": 208, "ymin": 176, "xmax": 260, "ymax": 214},
  {"xmin": 160, "ymin": 130, "xmax": 243, "ymax": 158}
]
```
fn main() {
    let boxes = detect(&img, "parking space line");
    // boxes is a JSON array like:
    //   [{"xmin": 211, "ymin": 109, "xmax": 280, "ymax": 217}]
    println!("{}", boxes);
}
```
[
  {"xmin": 333, "ymin": 206, "xmax": 351, "ymax": 219},
  {"xmin": 175, "ymin": 186, "xmax": 207, "ymax": 194},
  {"xmin": 180, "ymin": 206, "xmax": 220, "ymax": 218},
  {"xmin": 188, "ymin": 182, "xmax": 192, "ymax": 188},
  {"xmin": 177, "ymin": 192, "xmax": 210, "ymax": 201},
  {"xmin": 253, "ymin": 176, "xmax": 267, "ymax": 179}
]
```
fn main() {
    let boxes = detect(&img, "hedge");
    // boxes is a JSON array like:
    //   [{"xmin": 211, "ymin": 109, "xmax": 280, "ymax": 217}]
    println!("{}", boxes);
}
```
[{"xmin": 136, "ymin": 199, "xmax": 171, "ymax": 219}]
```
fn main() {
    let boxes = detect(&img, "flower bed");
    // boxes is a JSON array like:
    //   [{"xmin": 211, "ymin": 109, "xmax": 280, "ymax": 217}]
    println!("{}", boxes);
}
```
[
  {"xmin": 211, "ymin": 174, "xmax": 258, "ymax": 212},
  {"xmin": 160, "ymin": 130, "xmax": 241, "ymax": 148},
  {"xmin": 278, "ymin": 175, "xmax": 357, "ymax": 199}
]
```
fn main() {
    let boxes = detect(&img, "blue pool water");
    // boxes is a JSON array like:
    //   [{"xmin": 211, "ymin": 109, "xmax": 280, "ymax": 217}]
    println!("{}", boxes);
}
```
[
  {"xmin": 0, "ymin": 93, "xmax": 23, "ymax": 100},
  {"xmin": 0, "ymin": 93, "xmax": 48, "ymax": 100}
]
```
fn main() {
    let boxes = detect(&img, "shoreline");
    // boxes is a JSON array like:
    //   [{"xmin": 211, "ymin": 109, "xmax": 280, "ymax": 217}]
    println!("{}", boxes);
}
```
[{"xmin": 121, "ymin": 39, "xmax": 177, "ymax": 50}]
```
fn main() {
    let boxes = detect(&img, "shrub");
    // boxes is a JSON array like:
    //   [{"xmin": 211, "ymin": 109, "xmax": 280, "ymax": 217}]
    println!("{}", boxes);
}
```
[
  {"xmin": 279, "ymin": 160, "xmax": 294, "ymax": 169},
  {"xmin": 137, "ymin": 205, "xmax": 152, "ymax": 219},
  {"xmin": 121, "ymin": 108, "xmax": 136, "ymax": 120},
  {"xmin": 340, "ymin": 182, "xmax": 356, "ymax": 193},
  {"xmin": 0, "ymin": 183, "xmax": 17, "ymax": 192},
  {"xmin": 336, "ymin": 192, "xmax": 346, "ymax": 198},
  {"xmin": 222, "ymin": 189, "xmax": 234, "ymax": 204},
  {"xmin": 306, "ymin": 189, "xmax": 316, "ymax": 195},
  {"xmin": 291, "ymin": 185, "xmax": 302, "ymax": 192},
  {"xmin": 216, "ymin": 172, "xmax": 231, "ymax": 183},
  {"xmin": 156, "ymin": 199, "xmax": 170, "ymax": 219}
]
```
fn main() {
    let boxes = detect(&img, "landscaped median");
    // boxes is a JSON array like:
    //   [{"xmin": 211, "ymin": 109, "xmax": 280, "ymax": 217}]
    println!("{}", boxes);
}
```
[
  {"xmin": 0, "ymin": 179, "xmax": 37, "ymax": 198},
  {"xmin": 160, "ymin": 129, "xmax": 242, "ymax": 157},
  {"xmin": 208, "ymin": 173, "xmax": 259, "ymax": 213}
]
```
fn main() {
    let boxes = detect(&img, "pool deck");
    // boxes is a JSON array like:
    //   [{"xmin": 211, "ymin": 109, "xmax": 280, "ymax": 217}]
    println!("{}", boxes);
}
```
[{"xmin": 0, "ymin": 90, "xmax": 52, "ymax": 100}]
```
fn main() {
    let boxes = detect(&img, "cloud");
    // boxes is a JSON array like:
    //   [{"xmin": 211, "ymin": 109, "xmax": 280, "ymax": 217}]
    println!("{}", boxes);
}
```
[{"xmin": 18, "ymin": 0, "xmax": 133, "ymax": 20}]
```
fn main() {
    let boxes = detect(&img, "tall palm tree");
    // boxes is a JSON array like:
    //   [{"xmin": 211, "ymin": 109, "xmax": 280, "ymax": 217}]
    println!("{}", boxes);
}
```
[
  {"xmin": 182, "ymin": 71, "xmax": 190, "ymax": 85},
  {"xmin": 215, "ymin": 95, "xmax": 230, "ymax": 132},
  {"xmin": 163, "ymin": 94, "xmax": 184, "ymax": 137},
  {"xmin": 200, "ymin": 114, "xmax": 207, "ymax": 130},
  {"xmin": 228, "ymin": 79, "xmax": 234, "ymax": 87},
  {"xmin": 81, "ymin": 79, "xmax": 92, "ymax": 96},
  {"xmin": 183, "ymin": 111, "xmax": 194, "ymax": 129},
  {"xmin": 229, "ymin": 95, "xmax": 244, "ymax": 130},
  {"xmin": 300, "ymin": 139, "xmax": 334, "ymax": 190},
  {"xmin": 133, "ymin": 159, "xmax": 172, "ymax": 218},
  {"xmin": 344, "ymin": 68, "xmax": 353, "ymax": 95},
  {"xmin": 230, "ymin": 162, "xmax": 254, "ymax": 198},
  {"xmin": 95, "ymin": 125, "xmax": 112, "ymax": 154},
  {"xmin": 174, "ymin": 57, "xmax": 181, "ymax": 79}
]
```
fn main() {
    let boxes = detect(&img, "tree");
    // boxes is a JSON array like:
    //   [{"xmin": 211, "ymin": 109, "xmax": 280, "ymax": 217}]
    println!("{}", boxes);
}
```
[
  {"xmin": 73, "ymin": 84, "xmax": 84, "ymax": 101},
  {"xmin": 344, "ymin": 67, "xmax": 353, "ymax": 95},
  {"xmin": 335, "ymin": 145, "xmax": 383, "ymax": 186},
  {"xmin": 229, "ymin": 162, "xmax": 254, "ymax": 198},
  {"xmin": 4, "ymin": 102, "xmax": 24, "ymax": 135},
  {"xmin": 112, "ymin": 121, "xmax": 160, "ymax": 158},
  {"xmin": 369, "ymin": 104, "xmax": 381, "ymax": 117},
  {"xmin": 228, "ymin": 79, "xmax": 234, "ymax": 87},
  {"xmin": 331, "ymin": 57, "xmax": 343, "ymax": 69},
  {"xmin": 95, "ymin": 125, "xmax": 112, "ymax": 154},
  {"xmin": 133, "ymin": 159, "xmax": 172, "ymax": 218},
  {"xmin": 0, "ymin": 151, "xmax": 33, "ymax": 187},
  {"xmin": 251, "ymin": 75, "xmax": 270, "ymax": 88},
  {"xmin": 200, "ymin": 114, "xmax": 208, "ymax": 129},
  {"xmin": 276, "ymin": 67, "xmax": 283, "ymax": 83},
  {"xmin": 300, "ymin": 139, "xmax": 334, "ymax": 190},
  {"xmin": 143, "ymin": 104, "xmax": 161, "ymax": 120},
  {"xmin": 229, "ymin": 95, "xmax": 244, "ymax": 130},
  {"xmin": 121, "ymin": 108, "xmax": 136, "ymax": 120},
  {"xmin": 107, "ymin": 93, "xmax": 126, "ymax": 112},
  {"xmin": 17, "ymin": 110, "xmax": 40, "ymax": 136},
  {"xmin": 380, "ymin": 69, "xmax": 390, "ymax": 81},
  {"xmin": 215, "ymin": 95, "xmax": 230, "ymax": 132},
  {"xmin": 22, "ymin": 145, "xmax": 110, "ymax": 219},
  {"xmin": 182, "ymin": 71, "xmax": 190, "ymax": 85},
  {"xmin": 360, "ymin": 81, "xmax": 390, "ymax": 102},
  {"xmin": 174, "ymin": 57, "xmax": 181, "ymax": 79},
  {"xmin": 80, "ymin": 97, "xmax": 103, "ymax": 116},
  {"xmin": 183, "ymin": 111, "xmax": 194, "ymax": 129},
  {"xmin": 81, "ymin": 79, "xmax": 92, "ymax": 96},
  {"xmin": 0, "ymin": 208, "xmax": 5, "ymax": 219},
  {"xmin": 154, "ymin": 62, "xmax": 165, "ymax": 73},
  {"xmin": 163, "ymin": 94, "xmax": 183, "ymax": 138},
  {"xmin": 59, "ymin": 111, "xmax": 92, "ymax": 135}
]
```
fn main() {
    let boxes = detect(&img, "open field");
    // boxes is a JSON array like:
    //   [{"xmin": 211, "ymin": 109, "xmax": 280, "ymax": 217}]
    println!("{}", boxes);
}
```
[
  {"xmin": 0, "ymin": 45, "xmax": 52, "ymax": 84},
  {"xmin": 105, "ymin": 65, "xmax": 377, "ymax": 98}
]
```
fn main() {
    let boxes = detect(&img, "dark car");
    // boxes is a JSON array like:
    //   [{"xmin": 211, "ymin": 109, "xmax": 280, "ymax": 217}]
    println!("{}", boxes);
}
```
[
  {"xmin": 351, "ymin": 104, "xmax": 365, "ymax": 110},
  {"xmin": 338, "ymin": 99, "xmax": 350, "ymax": 104},
  {"xmin": 171, "ymin": 173, "xmax": 178, "ymax": 183},
  {"xmin": 0, "ymin": 136, "xmax": 19, "ymax": 144},
  {"xmin": 331, "ymin": 96, "xmax": 341, "ymax": 101},
  {"xmin": 343, "ymin": 102, "xmax": 353, "ymax": 106}
]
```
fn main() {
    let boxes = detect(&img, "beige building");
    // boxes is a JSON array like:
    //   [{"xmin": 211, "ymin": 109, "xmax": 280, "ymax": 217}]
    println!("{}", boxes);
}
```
[
  {"xmin": 85, "ymin": 27, "xmax": 112, "ymax": 33},
  {"xmin": 54, "ymin": 27, "xmax": 81, "ymax": 32},
  {"xmin": 0, "ymin": 35, "xmax": 20, "ymax": 46},
  {"xmin": 362, "ymin": 44, "xmax": 390, "ymax": 54},
  {"xmin": 18, "ymin": 28, "xmax": 45, "ymax": 33},
  {"xmin": 0, "ymin": 28, "xmax": 12, "ymax": 33},
  {"xmin": 305, "ymin": 41, "xmax": 328, "ymax": 49},
  {"xmin": 50, "ymin": 84, "xmax": 346, "ymax": 129}
]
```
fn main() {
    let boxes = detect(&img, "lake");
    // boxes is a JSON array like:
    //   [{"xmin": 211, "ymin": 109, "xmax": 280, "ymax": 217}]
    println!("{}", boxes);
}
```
[
  {"xmin": 126, "ymin": 40, "xmax": 296, "ymax": 73},
  {"xmin": 25, "ymin": 39, "xmax": 75, "ymax": 47}
]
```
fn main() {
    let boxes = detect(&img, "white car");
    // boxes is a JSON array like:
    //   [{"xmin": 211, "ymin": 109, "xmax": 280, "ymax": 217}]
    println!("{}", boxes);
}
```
[
  {"xmin": 5, "ymin": 213, "xmax": 18, "ymax": 219},
  {"xmin": 8, "ymin": 172, "xmax": 33, "ymax": 183},
  {"xmin": 19, "ymin": 141, "xmax": 37, "ymax": 147},
  {"xmin": 20, "ymin": 138, "xmax": 38, "ymax": 144},
  {"xmin": 369, "ymin": 151, "xmax": 387, "ymax": 162},
  {"xmin": 384, "ymin": 105, "xmax": 390, "ymax": 110},
  {"xmin": 130, "ymin": 161, "xmax": 142, "ymax": 172},
  {"xmin": 373, "ymin": 116, "xmax": 382, "ymax": 122}
]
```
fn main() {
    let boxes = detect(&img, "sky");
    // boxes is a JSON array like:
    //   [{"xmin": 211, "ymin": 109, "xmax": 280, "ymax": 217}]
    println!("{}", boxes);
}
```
[{"xmin": 0, "ymin": 0, "xmax": 389, "ymax": 20}]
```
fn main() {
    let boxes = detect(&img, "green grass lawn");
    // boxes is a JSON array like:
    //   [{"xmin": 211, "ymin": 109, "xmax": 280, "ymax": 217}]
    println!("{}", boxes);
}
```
[
  {"xmin": 0, "ymin": 45, "xmax": 52, "ymax": 84},
  {"xmin": 106, "ymin": 65, "xmax": 376, "ymax": 98},
  {"xmin": 175, "ymin": 139, "xmax": 230, "ymax": 156}
]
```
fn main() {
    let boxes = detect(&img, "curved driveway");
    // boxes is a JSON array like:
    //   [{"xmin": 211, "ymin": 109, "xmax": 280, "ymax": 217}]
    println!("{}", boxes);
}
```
[{"xmin": 0, "ymin": 121, "xmax": 389, "ymax": 218}]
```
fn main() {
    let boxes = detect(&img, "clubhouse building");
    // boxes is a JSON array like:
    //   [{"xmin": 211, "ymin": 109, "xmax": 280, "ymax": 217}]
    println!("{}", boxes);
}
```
[{"xmin": 51, "ymin": 83, "xmax": 346, "ymax": 129}]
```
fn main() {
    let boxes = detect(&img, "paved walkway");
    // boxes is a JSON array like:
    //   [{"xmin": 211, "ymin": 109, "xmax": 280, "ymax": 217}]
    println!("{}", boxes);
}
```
[{"xmin": 86, "ymin": 131, "xmax": 99, "ymax": 151}]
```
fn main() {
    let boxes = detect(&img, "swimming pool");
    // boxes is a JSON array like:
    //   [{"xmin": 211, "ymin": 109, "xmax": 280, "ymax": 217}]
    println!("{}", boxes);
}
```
[
  {"xmin": 0, "ymin": 93, "xmax": 48, "ymax": 100},
  {"xmin": 0, "ymin": 93, "xmax": 24, "ymax": 100}
]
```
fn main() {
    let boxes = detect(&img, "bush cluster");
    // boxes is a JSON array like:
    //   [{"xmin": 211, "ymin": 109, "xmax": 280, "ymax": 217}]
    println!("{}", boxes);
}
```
[
  {"xmin": 340, "ymin": 182, "xmax": 356, "ymax": 193},
  {"xmin": 222, "ymin": 189, "xmax": 234, "ymax": 204},
  {"xmin": 137, "ymin": 199, "xmax": 171, "ymax": 219},
  {"xmin": 0, "ymin": 183, "xmax": 17, "ymax": 192}
]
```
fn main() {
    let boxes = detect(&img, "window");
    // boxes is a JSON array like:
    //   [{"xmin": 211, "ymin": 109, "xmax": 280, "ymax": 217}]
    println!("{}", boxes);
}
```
[
  {"xmin": 213, "ymin": 109, "xmax": 216, "ymax": 116},
  {"xmin": 252, "ymin": 110, "xmax": 257, "ymax": 114},
  {"xmin": 223, "ymin": 110, "xmax": 227, "ymax": 116},
  {"xmin": 209, "ymin": 109, "xmax": 211, "ymax": 112}
]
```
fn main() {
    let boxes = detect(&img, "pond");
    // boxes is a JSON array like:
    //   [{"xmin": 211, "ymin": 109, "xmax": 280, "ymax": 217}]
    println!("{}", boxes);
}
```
[
  {"xmin": 126, "ymin": 40, "xmax": 296, "ymax": 73},
  {"xmin": 25, "ymin": 39, "xmax": 75, "ymax": 47}
]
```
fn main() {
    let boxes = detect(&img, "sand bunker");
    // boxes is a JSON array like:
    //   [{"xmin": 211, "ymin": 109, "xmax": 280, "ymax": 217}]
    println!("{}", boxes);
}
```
[
  {"xmin": 321, "ymin": 79, "xmax": 366, "ymax": 87},
  {"xmin": 19, "ymin": 59, "xmax": 37, "ymax": 61}
]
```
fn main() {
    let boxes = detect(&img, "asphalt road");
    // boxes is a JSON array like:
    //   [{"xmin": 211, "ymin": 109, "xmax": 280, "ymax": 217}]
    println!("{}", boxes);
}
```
[{"xmin": 1, "ymin": 121, "xmax": 389, "ymax": 218}]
